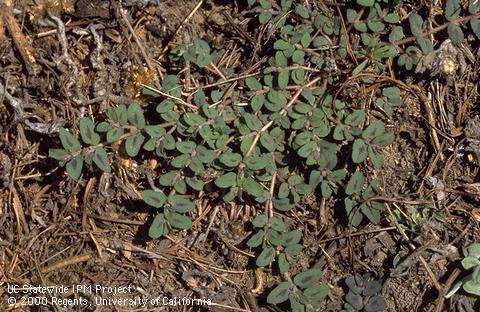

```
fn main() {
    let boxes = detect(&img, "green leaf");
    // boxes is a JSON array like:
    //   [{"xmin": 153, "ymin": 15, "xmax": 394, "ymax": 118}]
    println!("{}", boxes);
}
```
[
  {"xmin": 447, "ymin": 23, "xmax": 464, "ymax": 45},
  {"xmin": 127, "ymin": 102, "xmax": 145, "ymax": 129},
  {"xmin": 115, "ymin": 105, "xmax": 128, "ymax": 125},
  {"xmin": 346, "ymin": 171, "xmax": 365, "ymax": 195},
  {"xmin": 283, "ymin": 230, "xmax": 302, "ymax": 247},
  {"xmin": 347, "ymin": 9, "xmax": 357, "ymax": 23},
  {"xmin": 304, "ymin": 284, "xmax": 329, "ymax": 303},
  {"xmin": 219, "ymin": 152, "xmax": 242, "ymax": 167},
  {"xmin": 96, "ymin": 121, "xmax": 110, "ymax": 132},
  {"xmin": 354, "ymin": 21, "xmax": 368, "ymax": 32},
  {"xmin": 345, "ymin": 110, "xmax": 366, "ymax": 127},
  {"xmin": 195, "ymin": 145, "xmax": 216, "ymax": 163},
  {"xmin": 252, "ymin": 214, "xmax": 268, "ymax": 227},
  {"xmin": 156, "ymin": 100, "xmax": 174, "ymax": 113},
  {"xmin": 215, "ymin": 172, "xmax": 237, "ymax": 188},
  {"xmin": 168, "ymin": 195, "xmax": 194, "ymax": 213},
  {"xmin": 125, "ymin": 133, "xmax": 145, "ymax": 157},
  {"xmin": 362, "ymin": 120, "xmax": 385, "ymax": 139},
  {"xmin": 260, "ymin": 132, "xmax": 276, "ymax": 152},
  {"xmin": 291, "ymin": 68, "xmax": 305, "ymax": 84},
  {"xmin": 195, "ymin": 54, "xmax": 212, "ymax": 68},
  {"xmin": 167, "ymin": 212, "xmax": 192, "ymax": 229},
  {"xmin": 408, "ymin": 13, "xmax": 424, "ymax": 37},
  {"xmin": 364, "ymin": 295, "xmax": 387, "ymax": 312},
  {"xmin": 295, "ymin": 4, "xmax": 309, "ymax": 18},
  {"xmin": 463, "ymin": 272, "xmax": 480, "ymax": 296},
  {"xmin": 471, "ymin": 18, "xmax": 480, "ymax": 39},
  {"xmin": 145, "ymin": 125, "xmax": 166, "ymax": 138},
  {"xmin": 49, "ymin": 148, "xmax": 69, "ymax": 160},
  {"xmin": 175, "ymin": 180, "xmax": 187, "ymax": 194},
  {"xmin": 244, "ymin": 113, "xmax": 263, "ymax": 131},
  {"xmin": 352, "ymin": 59, "xmax": 368, "ymax": 75},
  {"xmin": 259, "ymin": 0, "xmax": 271, "ymax": 9},
  {"xmin": 445, "ymin": 0, "xmax": 461, "ymax": 21},
  {"xmin": 259, "ymin": 11, "xmax": 272, "ymax": 24},
  {"xmin": 188, "ymin": 157, "xmax": 204, "ymax": 174},
  {"xmin": 368, "ymin": 21, "xmax": 385, "ymax": 32},
  {"xmin": 59, "ymin": 128, "xmax": 81, "ymax": 151},
  {"xmin": 369, "ymin": 146, "xmax": 384, "ymax": 168},
  {"xmin": 345, "ymin": 276, "xmax": 362, "ymax": 294},
  {"xmin": 176, "ymin": 141, "xmax": 196, "ymax": 154},
  {"xmin": 467, "ymin": 243, "xmax": 480, "ymax": 257},
  {"xmin": 79, "ymin": 118, "xmax": 100, "ymax": 145},
  {"xmin": 383, "ymin": 87, "xmax": 400, "ymax": 99},
  {"xmin": 462, "ymin": 256, "xmax": 480, "ymax": 269},
  {"xmin": 185, "ymin": 176, "xmax": 204, "ymax": 191},
  {"xmin": 360, "ymin": 204, "xmax": 382, "ymax": 224},
  {"xmin": 298, "ymin": 141, "xmax": 316, "ymax": 158},
  {"xmin": 106, "ymin": 127, "xmax": 124, "ymax": 143},
  {"xmin": 275, "ymin": 51, "xmax": 288, "ymax": 67},
  {"xmin": 389, "ymin": 26, "xmax": 405, "ymax": 43},
  {"xmin": 184, "ymin": 113, "xmax": 206, "ymax": 126},
  {"xmin": 278, "ymin": 253, "xmax": 290, "ymax": 274},
  {"xmin": 149, "ymin": 214, "xmax": 167, "ymax": 238},
  {"xmin": 171, "ymin": 154, "xmax": 189, "ymax": 168},
  {"xmin": 278, "ymin": 70, "xmax": 289, "ymax": 90},
  {"xmin": 285, "ymin": 244, "xmax": 303, "ymax": 256},
  {"xmin": 417, "ymin": 37, "xmax": 433, "ymax": 54},
  {"xmin": 251, "ymin": 94, "xmax": 265, "ymax": 112},
  {"xmin": 273, "ymin": 197, "xmax": 294, "ymax": 211},
  {"xmin": 142, "ymin": 190, "xmax": 167, "ymax": 208},
  {"xmin": 347, "ymin": 291, "xmax": 364, "ymax": 310},
  {"xmin": 256, "ymin": 246, "xmax": 276, "ymax": 266},
  {"xmin": 269, "ymin": 216, "xmax": 286, "ymax": 232},
  {"xmin": 292, "ymin": 50, "xmax": 306, "ymax": 64},
  {"xmin": 244, "ymin": 155, "xmax": 269, "ymax": 170},
  {"xmin": 92, "ymin": 147, "xmax": 111, "ymax": 173},
  {"xmin": 267, "ymin": 282, "xmax": 290, "ymax": 304},
  {"xmin": 274, "ymin": 39, "xmax": 291, "ymax": 50},
  {"xmin": 245, "ymin": 77, "xmax": 263, "ymax": 91},
  {"xmin": 357, "ymin": 0, "xmax": 374, "ymax": 6},
  {"xmin": 66, "ymin": 155, "xmax": 83, "ymax": 180},
  {"xmin": 242, "ymin": 177, "xmax": 266, "ymax": 198},
  {"xmin": 294, "ymin": 269, "xmax": 323, "ymax": 289},
  {"xmin": 384, "ymin": 13, "xmax": 400, "ymax": 23},
  {"xmin": 372, "ymin": 132, "xmax": 395, "ymax": 146},
  {"xmin": 300, "ymin": 32, "xmax": 311, "ymax": 48},
  {"xmin": 470, "ymin": 0, "xmax": 480, "ymax": 14},
  {"xmin": 159, "ymin": 171, "xmax": 178, "ymax": 186},
  {"xmin": 352, "ymin": 139, "xmax": 368, "ymax": 163},
  {"xmin": 247, "ymin": 230, "xmax": 264, "ymax": 247},
  {"xmin": 328, "ymin": 169, "xmax": 347, "ymax": 182}
]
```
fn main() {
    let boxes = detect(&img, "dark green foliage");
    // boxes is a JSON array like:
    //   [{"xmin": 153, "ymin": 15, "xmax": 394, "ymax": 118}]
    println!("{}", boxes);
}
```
[
  {"xmin": 341, "ymin": 274, "xmax": 386, "ymax": 312},
  {"xmin": 46, "ymin": 2, "xmax": 419, "ymax": 310}
]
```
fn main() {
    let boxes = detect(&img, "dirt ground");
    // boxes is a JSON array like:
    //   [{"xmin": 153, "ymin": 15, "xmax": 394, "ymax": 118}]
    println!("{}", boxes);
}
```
[{"xmin": 1, "ymin": 0, "xmax": 480, "ymax": 311}]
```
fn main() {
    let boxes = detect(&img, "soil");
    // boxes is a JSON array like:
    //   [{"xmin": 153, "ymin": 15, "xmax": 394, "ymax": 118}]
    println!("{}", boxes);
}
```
[{"xmin": 0, "ymin": 1, "xmax": 480, "ymax": 312}]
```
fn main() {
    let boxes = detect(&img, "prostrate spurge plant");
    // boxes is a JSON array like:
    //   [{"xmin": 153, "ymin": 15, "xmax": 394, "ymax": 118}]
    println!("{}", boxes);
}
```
[
  {"xmin": 341, "ymin": 274, "xmax": 387, "ymax": 312},
  {"xmin": 446, "ymin": 242, "xmax": 480, "ymax": 298},
  {"xmin": 45, "ymin": 0, "xmax": 465, "ymax": 310}
]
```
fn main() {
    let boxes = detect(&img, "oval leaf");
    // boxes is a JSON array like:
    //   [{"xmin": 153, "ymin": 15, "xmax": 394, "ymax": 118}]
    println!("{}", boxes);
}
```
[
  {"xmin": 167, "ymin": 212, "xmax": 192, "ymax": 230},
  {"xmin": 125, "ymin": 133, "xmax": 145, "ymax": 157},
  {"xmin": 79, "ymin": 118, "xmax": 100, "ymax": 145},
  {"xmin": 294, "ymin": 269, "xmax": 323, "ymax": 289},
  {"xmin": 168, "ymin": 195, "xmax": 194, "ymax": 213},
  {"xmin": 267, "ymin": 282, "xmax": 290, "ymax": 304},
  {"xmin": 256, "ymin": 246, "xmax": 276, "ymax": 267},
  {"xmin": 142, "ymin": 190, "xmax": 167, "ymax": 208},
  {"xmin": 66, "ymin": 155, "xmax": 83, "ymax": 180},
  {"xmin": 92, "ymin": 147, "xmax": 111, "ymax": 173},
  {"xmin": 59, "ymin": 128, "xmax": 81, "ymax": 151}
]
